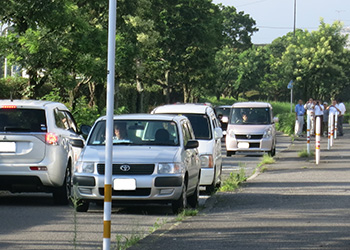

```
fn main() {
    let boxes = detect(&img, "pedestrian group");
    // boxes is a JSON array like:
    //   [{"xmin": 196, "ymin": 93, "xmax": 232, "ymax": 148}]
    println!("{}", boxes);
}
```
[{"xmin": 294, "ymin": 98, "xmax": 346, "ymax": 137}]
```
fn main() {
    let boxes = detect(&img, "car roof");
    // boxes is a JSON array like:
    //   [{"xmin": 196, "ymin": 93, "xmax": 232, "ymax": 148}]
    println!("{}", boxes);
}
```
[
  {"xmin": 231, "ymin": 102, "xmax": 272, "ymax": 108},
  {"xmin": 0, "ymin": 99, "xmax": 68, "ymax": 110},
  {"xmin": 215, "ymin": 105, "xmax": 232, "ymax": 108},
  {"xmin": 153, "ymin": 104, "xmax": 213, "ymax": 115},
  {"xmin": 95, "ymin": 113, "xmax": 187, "ymax": 123}
]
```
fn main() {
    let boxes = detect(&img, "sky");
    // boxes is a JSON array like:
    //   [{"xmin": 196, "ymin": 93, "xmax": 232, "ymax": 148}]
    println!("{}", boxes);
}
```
[{"xmin": 212, "ymin": 0, "xmax": 350, "ymax": 44}]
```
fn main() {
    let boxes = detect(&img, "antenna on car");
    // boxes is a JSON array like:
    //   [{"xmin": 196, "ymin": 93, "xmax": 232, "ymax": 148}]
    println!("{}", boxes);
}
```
[{"xmin": 10, "ymin": 91, "xmax": 13, "ymax": 102}]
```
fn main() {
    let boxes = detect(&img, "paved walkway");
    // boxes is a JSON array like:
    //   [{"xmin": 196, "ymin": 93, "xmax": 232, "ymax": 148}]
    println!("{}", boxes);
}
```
[{"xmin": 130, "ymin": 126, "xmax": 350, "ymax": 250}]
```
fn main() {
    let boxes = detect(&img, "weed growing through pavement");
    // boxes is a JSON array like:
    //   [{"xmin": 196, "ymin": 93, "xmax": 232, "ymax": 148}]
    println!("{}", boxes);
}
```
[
  {"xmin": 298, "ymin": 149, "xmax": 314, "ymax": 157},
  {"xmin": 176, "ymin": 209, "xmax": 199, "ymax": 222},
  {"xmin": 70, "ymin": 186, "xmax": 80, "ymax": 250},
  {"xmin": 219, "ymin": 168, "xmax": 247, "ymax": 192},
  {"xmin": 114, "ymin": 218, "xmax": 168, "ymax": 250},
  {"xmin": 258, "ymin": 154, "xmax": 275, "ymax": 167}
]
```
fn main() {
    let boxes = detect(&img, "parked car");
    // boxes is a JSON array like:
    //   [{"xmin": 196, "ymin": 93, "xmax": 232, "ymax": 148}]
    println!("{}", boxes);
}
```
[
  {"xmin": 73, "ymin": 114, "xmax": 200, "ymax": 213},
  {"xmin": 226, "ymin": 102, "xmax": 277, "ymax": 156},
  {"xmin": 214, "ymin": 105, "xmax": 231, "ymax": 135},
  {"xmin": 0, "ymin": 99, "xmax": 85, "ymax": 204},
  {"xmin": 152, "ymin": 104, "xmax": 223, "ymax": 193}
]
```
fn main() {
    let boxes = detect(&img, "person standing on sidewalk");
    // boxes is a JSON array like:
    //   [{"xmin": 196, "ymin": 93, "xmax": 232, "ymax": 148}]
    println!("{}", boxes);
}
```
[
  {"xmin": 304, "ymin": 98, "xmax": 315, "ymax": 135},
  {"xmin": 323, "ymin": 102, "xmax": 329, "ymax": 136},
  {"xmin": 295, "ymin": 99, "xmax": 305, "ymax": 137},
  {"xmin": 336, "ymin": 98, "xmax": 346, "ymax": 136}
]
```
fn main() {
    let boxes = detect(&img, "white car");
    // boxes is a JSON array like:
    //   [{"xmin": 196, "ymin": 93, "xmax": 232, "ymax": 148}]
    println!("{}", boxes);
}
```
[
  {"xmin": 226, "ymin": 102, "xmax": 277, "ymax": 156},
  {"xmin": 73, "ymin": 114, "xmax": 200, "ymax": 213},
  {"xmin": 0, "ymin": 100, "xmax": 84, "ymax": 204},
  {"xmin": 152, "ymin": 104, "xmax": 223, "ymax": 193}
]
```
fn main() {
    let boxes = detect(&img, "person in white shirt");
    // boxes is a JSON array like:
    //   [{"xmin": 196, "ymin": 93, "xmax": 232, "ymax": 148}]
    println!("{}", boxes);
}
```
[
  {"xmin": 328, "ymin": 100, "xmax": 341, "ymax": 136},
  {"xmin": 304, "ymin": 98, "xmax": 315, "ymax": 135},
  {"xmin": 336, "ymin": 98, "xmax": 346, "ymax": 136}
]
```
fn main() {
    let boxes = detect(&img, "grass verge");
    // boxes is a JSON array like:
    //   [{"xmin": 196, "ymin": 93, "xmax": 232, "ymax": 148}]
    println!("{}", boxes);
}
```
[
  {"xmin": 219, "ymin": 168, "xmax": 247, "ymax": 192},
  {"xmin": 176, "ymin": 209, "xmax": 199, "ymax": 222},
  {"xmin": 298, "ymin": 149, "xmax": 314, "ymax": 157}
]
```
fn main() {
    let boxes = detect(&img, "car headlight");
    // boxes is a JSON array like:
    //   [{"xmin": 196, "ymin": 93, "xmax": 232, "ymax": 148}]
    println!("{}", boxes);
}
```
[
  {"xmin": 228, "ymin": 130, "xmax": 236, "ymax": 139},
  {"xmin": 158, "ymin": 163, "xmax": 183, "ymax": 174},
  {"xmin": 200, "ymin": 155, "xmax": 214, "ymax": 168},
  {"xmin": 263, "ymin": 128, "xmax": 272, "ymax": 138},
  {"xmin": 75, "ymin": 162, "xmax": 95, "ymax": 173}
]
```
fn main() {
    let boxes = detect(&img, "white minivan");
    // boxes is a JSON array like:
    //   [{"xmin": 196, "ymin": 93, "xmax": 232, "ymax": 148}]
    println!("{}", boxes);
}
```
[{"xmin": 152, "ymin": 104, "xmax": 223, "ymax": 193}]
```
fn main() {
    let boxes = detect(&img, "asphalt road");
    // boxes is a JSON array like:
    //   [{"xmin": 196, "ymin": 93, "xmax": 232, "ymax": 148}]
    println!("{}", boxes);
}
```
[{"xmin": 0, "ymin": 132, "xmax": 290, "ymax": 250}]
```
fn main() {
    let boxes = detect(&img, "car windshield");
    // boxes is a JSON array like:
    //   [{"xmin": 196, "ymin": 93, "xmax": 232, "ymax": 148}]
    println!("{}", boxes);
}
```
[
  {"xmin": 0, "ymin": 108, "xmax": 47, "ymax": 132},
  {"xmin": 215, "ymin": 107, "xmax": 231, "ymax": 117},
  {"xmin": 88, "ymin": 120, "xmax": 179, "ymax": 146},
  {"xmin": 230, "ymin": 108, "xmax": 271, "ymax": 125}
]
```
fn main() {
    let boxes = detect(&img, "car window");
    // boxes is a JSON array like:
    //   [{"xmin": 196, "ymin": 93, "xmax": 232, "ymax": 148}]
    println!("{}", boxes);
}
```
[
  {"xmin": 230, "ymin": 108, "xmax": 271, "ymax": 125},
  {"xmin": 88, "ymin": 120, "xmax": 179, "ymax": 146},
  {"xmin": 215, "ymin": 107, "xmax": 231, "ymax": 117},
  {"xmin": 181, "ymin": 122, "xmax": 191, "ymax": 145},
  {"xmin": 64, "ymin": 111, "xmax": 78, "ymax": 133},
  {"xmin": 185, "ymin": 114, "xmax": 212, "ymax": 140},
  {"xmin": 0, "ymin": 108, "xmax": 47, "ymax": 132},
  {"xmin": 54, "ymin": 109, "xmax": 70, "ymax": 130}
]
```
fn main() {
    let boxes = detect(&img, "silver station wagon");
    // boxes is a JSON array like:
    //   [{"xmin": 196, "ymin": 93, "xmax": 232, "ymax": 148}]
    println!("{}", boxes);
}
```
[{"xmin": 73, "ymin": 114, "xmax": 200, "ymax": 213}]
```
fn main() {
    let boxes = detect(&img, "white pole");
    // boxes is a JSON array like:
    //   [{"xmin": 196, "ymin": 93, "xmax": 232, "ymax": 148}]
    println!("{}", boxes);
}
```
[
  {"xmin": 290, "ymin": 88, "xmax": 293, "ymax": 113},
  {"xmin": 315, "ymin": 117, "xmax": 321, "ymax": 164},
  {"xmin": 307, "ymin": 113, "xmax": 310, "ymax": 154},
  {"xmin": 330, "ymin": 113, "xmax": 334, "ymax": 147},
  {"xmin": 103, "ymin": 0, "xmax": 116, "ymax": 249},
  {"xmin": 334, "ymin": 112, "xmax": 338, "ymax": 139},
  {"xmin": 327, "ymin": 113, "xmax": 331, "ymax": 150}
]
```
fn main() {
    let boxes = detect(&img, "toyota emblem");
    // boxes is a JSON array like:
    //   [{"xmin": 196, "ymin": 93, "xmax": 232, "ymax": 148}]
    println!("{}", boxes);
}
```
[{"xmin": 120, "ymin": 165, "xmax": 131, "ymax": 172}]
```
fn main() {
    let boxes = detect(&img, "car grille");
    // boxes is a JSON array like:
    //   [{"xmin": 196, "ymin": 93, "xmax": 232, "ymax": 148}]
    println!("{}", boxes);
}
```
[
  {"xmin": 249, "ymin": 143, "xmax": 260, "ymax": 148},
  {"xmin": 235, "ymin": 134, "xmax": 263, "ymax": 140},
  {"xmin": 99, "ymin": 188, "xmax": 151, "ymax": 196},
  {"xmin": 97, "ymin": 164, "xmax": 155, "ymax": 175}
]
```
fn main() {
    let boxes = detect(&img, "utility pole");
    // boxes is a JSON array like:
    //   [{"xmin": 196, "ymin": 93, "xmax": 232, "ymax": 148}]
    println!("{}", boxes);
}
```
[{"xmin": 293, "ymin": 0, "xmax": 296, "ymax": 37}]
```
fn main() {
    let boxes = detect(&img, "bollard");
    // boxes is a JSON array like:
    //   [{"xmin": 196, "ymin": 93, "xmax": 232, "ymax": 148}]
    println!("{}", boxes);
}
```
[
  {"xmin": 307, "ymin": 113, "xmax": 310, "ymax": 154},
  {"xmin": 327, "ymin": 113, "xmax": 331, "ymax": 150},
  {"xmin": 334, "ymin": 112, "xmax": 338, "ymax": 139},
  {"xmin": 330, "ymin": 113, "xmax": 334, "ymax": 147},
  {"xmin": 315, "ymin": 116, "xmax": 321, "ymax": 165}
]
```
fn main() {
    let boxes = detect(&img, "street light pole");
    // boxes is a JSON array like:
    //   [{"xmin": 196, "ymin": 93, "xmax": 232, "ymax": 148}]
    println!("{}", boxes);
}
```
[{"xmin": 293, "ymin": 0, "xmax": 296, "ymax": 36}]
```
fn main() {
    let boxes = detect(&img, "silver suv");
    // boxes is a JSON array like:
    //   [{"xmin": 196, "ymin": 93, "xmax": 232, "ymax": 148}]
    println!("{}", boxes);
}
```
[
  {"xmin": 73, "ymin": 114, "xmax": 200, "ymax": 213},
  {"xmin": 0, "ymin": 100, "xmax": 84, "ymax": 204}
]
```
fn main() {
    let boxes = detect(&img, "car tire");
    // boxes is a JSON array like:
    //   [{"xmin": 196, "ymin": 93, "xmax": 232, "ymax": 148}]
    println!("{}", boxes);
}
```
[
  {"xmin": 53, "ymin": 166, "xmax": 71, "ymax": 205},
  {"xmin": 215, "ymin": 165, "xmax": 222, "ymax": 189},
  {"xmin": 268, "ymin": 146, "xmax": 276, "ymax": 157},
  {"xmin": 75, "ymin": 200, "xmax": 89, "ymax": 212},
  {"xmin": 172, "ymin": 184, "xmax": 187, "ymax": 214},
  {"xmin": 187, "ymin": 182, "xmax": 199, "ymax": 209}
]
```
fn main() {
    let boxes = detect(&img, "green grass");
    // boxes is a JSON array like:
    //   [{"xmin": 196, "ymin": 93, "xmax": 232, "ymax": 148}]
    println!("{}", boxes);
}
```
[
  {"xmin": 298, "ymin": 149, "xmax": 314, "ymax": 157},
  {"xmin": 258, "ymin": 154, "xmax": 275, "ymax": 167},
  {"xmin": 219, "ymin": 168, "xmax": 247, "ymax": 192},
  {"xmin": 176, "ymin": 209, "xmax": 199, "ymax": 222}
]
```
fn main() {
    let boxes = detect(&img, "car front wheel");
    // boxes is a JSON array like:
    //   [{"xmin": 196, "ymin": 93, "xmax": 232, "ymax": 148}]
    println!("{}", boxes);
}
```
[
  {"xmin": 172, "ymin": 184, "xmax": 187, "ymax": 214},
  {"xmin": 75, "ymin": 200, "xmax": 90, "ymax": 212},
  {"xmin": 187, "ymin": 182, "xmax": 199, "ymax": 208}
]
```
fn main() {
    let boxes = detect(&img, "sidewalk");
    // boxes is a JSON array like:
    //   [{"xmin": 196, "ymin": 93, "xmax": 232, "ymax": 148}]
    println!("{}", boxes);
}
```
[{"xmin": 130, "ymin": 126, "xmax": 350, "ymax": 250}]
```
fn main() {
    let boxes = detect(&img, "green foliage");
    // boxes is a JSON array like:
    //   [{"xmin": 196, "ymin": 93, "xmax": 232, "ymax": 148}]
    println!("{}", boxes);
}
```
[
  {"xmin": 176, "ymin": 209, "xmax": 199, "ymax": 222},
  {"xmin": 298, "ymin": 150, "xmax": 314, "ymax": 158},
  {"xmin": 0, "ymin": 77, "xmax": 28, "ymax": 99},
  {"xmin": 275, "ymin": 112, "xmax": 295, "ymax": 135},
  {"xmin": 220, "ymin": 168, "xmax": 246, "ymax": 192},
  {"xmin": 258, "ymin": 154, "xmax": 275, "ymax": 167}
]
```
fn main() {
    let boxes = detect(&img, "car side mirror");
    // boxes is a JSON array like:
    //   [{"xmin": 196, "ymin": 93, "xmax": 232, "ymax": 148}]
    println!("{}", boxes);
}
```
[
  {"xmin": 185, "ymin": 140, "xmax": 199, "ymax": 149},
  {"xmin": 80, "ymin": 125, "xmax": 91, "ymax": 136},
  {"xmin": 214, "ymin": 127, "xmax": 223, "ymax": 140},
  {"xmin": 71, "ymin": 139, "xmax": 85, "ymax": 148},
  {"xmin": 273, "ymin": 117, "xmax": 279, "ymax": 123}
]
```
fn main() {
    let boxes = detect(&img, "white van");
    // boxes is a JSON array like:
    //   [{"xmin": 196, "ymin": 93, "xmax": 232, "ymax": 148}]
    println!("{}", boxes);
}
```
[
  {"xmin": 226, "ymin": 102, "xmax": 277, "ymax": 156},
  {"xmin": 152, "ymin": 104, "xmax": 223, "ymax": 193}
]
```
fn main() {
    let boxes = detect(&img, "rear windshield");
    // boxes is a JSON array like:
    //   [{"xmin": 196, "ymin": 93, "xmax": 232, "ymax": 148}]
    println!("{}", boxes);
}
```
[
  {"xmin": 88, "ymin": 120, "xmax": 179, "ymax": 146},
  {"xmin": 230, "ymin": 108, "xmax": 271, "ymax": 125},
  {"xmin": 0, "ymin": 108, "xmax": 47, "ymax": 132},
  {"xmin": 215, "ymin": 107, "xmax": 231, "ymax": 117}
]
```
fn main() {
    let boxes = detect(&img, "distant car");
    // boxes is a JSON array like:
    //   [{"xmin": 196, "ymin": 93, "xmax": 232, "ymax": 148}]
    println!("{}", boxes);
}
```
[
  {"xmin": 226, "ymin": 102, "xmax": 277, "ymax": 156},
  {"xmin": 214, "ymin": 105, "xmax": 231, "ymax": 135},
  {"xmin": 73, "ymin": 114, "xmax": 200, "ymax": 213},
  {"xmin": 152, "ymin": 104, "xmax": 223, "ymax": 193},
  {"xmin": 0, "ymin": 99, "xmax": 85, "ymax": 204}
]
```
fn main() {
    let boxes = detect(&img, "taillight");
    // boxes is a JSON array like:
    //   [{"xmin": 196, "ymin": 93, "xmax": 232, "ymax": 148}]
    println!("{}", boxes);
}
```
[
  {"xmin": 46, "ymin": 133, "xmax": 58, "ymax": 145},
  {"xmin": 1, "ymin": 105, "xmax": 17, "ymax": 109},
  {"xmin": 30, "ymin": 166, "xmax": 47, "ymax": 171}
]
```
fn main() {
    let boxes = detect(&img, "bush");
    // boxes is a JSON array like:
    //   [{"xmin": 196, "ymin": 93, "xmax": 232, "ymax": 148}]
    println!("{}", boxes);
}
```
[{"xmin": 275, "ymin": 112, "xmax": 295, "ymax": 135}]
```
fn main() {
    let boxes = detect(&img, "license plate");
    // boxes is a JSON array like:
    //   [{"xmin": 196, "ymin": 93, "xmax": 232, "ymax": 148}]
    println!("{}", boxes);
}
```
[
  {"xmin": 113, "ymin": 178, "xmax": 136, "ymax": 191},
  {"xmin": 238, "ymin": 142, "xmax": 249, "ymax": 149},
  {"xmin": 0, "ymin": 142, "xmax": 16, "ymax": 152}
]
